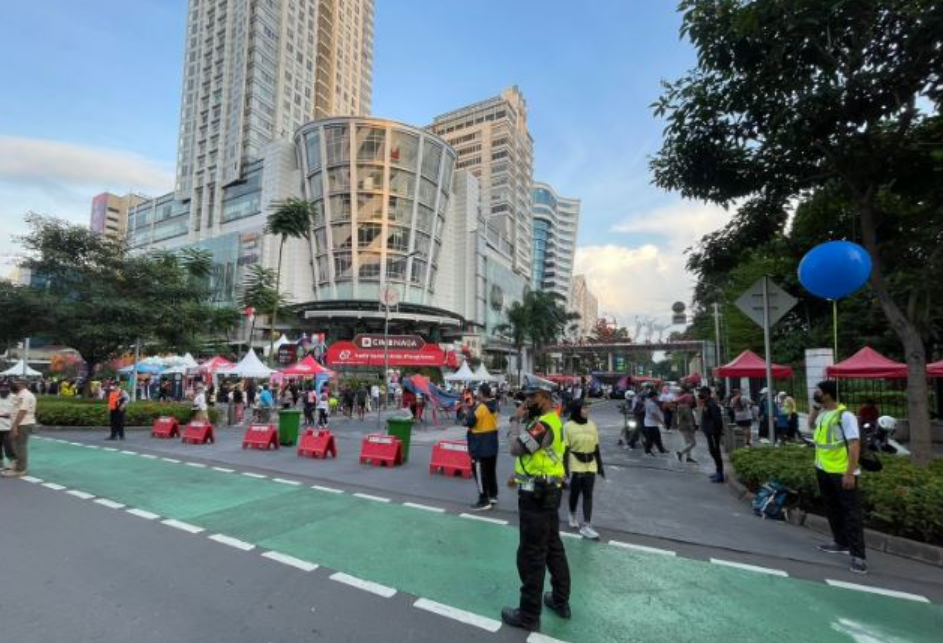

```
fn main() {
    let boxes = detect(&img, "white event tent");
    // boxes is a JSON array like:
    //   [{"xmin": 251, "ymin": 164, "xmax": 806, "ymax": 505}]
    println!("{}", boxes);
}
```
[
  {"xmin": 219, "ymin": 349, "xmax": 278, "ymax": 379},
  {"xmin": 444, "ymin": 361, "xmax": 475, "ymax": 383},
  {"xmin": 0, "ymin": 360, "xmax": 42, "ymax": 377}
]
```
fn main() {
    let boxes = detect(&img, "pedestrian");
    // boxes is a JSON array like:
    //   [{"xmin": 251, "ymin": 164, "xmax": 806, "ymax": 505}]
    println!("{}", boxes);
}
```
[
  {"xmin": 674, "ymin": 388, "xmax": 698, "ymax": 464},
  {"xmin": 501, "ymin": 382, "xmax": 571, "ymax": 632},
  {"xmin": 355, "ymin": 384, "xmax": 367, "ymax": 420},
  {"xmin": 757, "ymin": 387, "xmax": 772, "ymax": 441},
  {"xmin": 809, "ymin": 380, "xmax": 868, "ymax": 574},
  {"xmin": 303, "ymin": 385, "xmax": 317, "ymax": 426},
  {"xmin": 2, "ymin": 378, "xmax": 37, "ymax": 478},
  {"xmin": 731, "ymin": 389, "xmax": 754, "ymax": 447},
  {"xmin": 466, "ymin": 383, "xmax": 500, "ymax": 511},
  {"xmin": 564, "ymin": 400, "xmax": 604, "ymax": 539},
  {"xmin": 0, "ymin": 380, "xmax": 19, "ymax": 471},
  {"xmin": 106, "ymin": 382, "xmax": 130, "ymax": 440},
  {"xmin": 317, "ymin": 391, "xmax": 330, "ymax": 428},
  {"xmin": 258, "ymin": 384, "xmax": 274, "ymax": 423},
  {"xmin": 232, "ymin": 382, "xmax": 245, "ymax": 424},
  {"xmin": 370, "ymin": 381, "xmax": 381, "ymax": 413},
  {"xmin": 643, "ymin": 389, "xmax": 668, "ymax": 456},
  {"xmin": 782, "ymin": 390, "xmax": 799, "ymax": 441},
  {"xmin": 698, "ymin": 386, "xmax": 725, "ymax": 482}
]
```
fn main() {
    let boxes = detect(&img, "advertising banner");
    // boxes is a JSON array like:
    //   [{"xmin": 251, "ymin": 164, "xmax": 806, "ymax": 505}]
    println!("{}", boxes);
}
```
[{"xmin": 326, "ymin": 340, "xmax": 447, "ymax": 367}]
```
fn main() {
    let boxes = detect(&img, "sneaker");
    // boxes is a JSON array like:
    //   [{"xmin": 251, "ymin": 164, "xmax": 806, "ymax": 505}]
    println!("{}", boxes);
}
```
[
  {"xmin": 817, "ymin": 543, "xmax": 850, "ymax": 555},
  {"xmin": 646, "ymin": 451, "xmax": 656, "ymax": 458},
  {"xmin": 579, "ymin": 524, "xmax": 600, "ymax": 540},
  {"xmin": 850, "ymin": 557, "xmax": 869, "ymax": 574},
  {"xmin": 686, "ymin": 457, "xmax": 698, "ymax": 464},
  {"xmin": 470, "ymin": 499, "xmax": 493, "ymax": 512},
  {"xmin": 489, "ymin": 497, "xmax": 498, "ymax": 506},
  {"xmin": 500, "ymin": 607, "xmax": 539, "ymax": 631},
  {"xmin": 1, "ymin": 459, "xmax": 15, "ymax": 471},
  {"xmin": 543, "ymin": 592, "xmax": 572, "ymax": 619},
  {"xmin": 1, "ymin": 469, "xmax": 27, "ymax": 478},
  {"xmin": 709, "ymin": 472, "xmax": 725, "ymax": 483},
  {"xmin": 567, "ymin": 511, "xmax": 579, "ymax": 529}
]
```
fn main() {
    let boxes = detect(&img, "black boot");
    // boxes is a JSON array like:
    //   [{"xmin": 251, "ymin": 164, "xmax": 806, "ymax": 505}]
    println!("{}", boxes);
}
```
[
  {"xmin": 543, "ymin": 592, "xmax": 571, "ymax": 619},
  {"xmin": 500, "ymin": 607, "xmax": 539, "ymax": 631}
]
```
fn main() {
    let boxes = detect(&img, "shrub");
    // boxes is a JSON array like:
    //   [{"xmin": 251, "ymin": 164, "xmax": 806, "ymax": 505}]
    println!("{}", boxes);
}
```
[
  {"xmin": 37, "ymin": 399, "xmax": 221, "ymax": 427},
  {"xmin": 731, "ymin": 446, "xmax": 943, "ymax": 546}
]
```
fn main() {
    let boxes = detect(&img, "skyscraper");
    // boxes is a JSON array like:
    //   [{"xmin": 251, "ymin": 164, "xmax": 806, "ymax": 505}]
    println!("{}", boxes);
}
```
[
  {"xmin": 531, "ymin": 181, "xmax": 579, "ymax": 300},
  {"xmin": 571, "ymin": 275, "xmax": 598, "ymax": 339},
  {"xmin": 430, "ymin": 87, "xmax": 534, "ymax": 280},
  {"xmin": 175, "ymin": 0, "xmax": 374, "ymax": 240},
  {"xmin": 89, "ymin": 192, "xmax": 146, "ymax": 240}
]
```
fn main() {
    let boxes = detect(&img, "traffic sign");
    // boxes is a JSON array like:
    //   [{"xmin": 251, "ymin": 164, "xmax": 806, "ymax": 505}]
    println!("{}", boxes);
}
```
[{"xmin": 735, "ymin": 278, "xmax": 797, "ymax": 328}]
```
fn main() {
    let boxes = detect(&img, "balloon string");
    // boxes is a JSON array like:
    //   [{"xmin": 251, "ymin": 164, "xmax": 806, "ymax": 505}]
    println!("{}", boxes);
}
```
[{"xmin": 833, "ymin": 300, "xmax": 839, "ymax": 361}]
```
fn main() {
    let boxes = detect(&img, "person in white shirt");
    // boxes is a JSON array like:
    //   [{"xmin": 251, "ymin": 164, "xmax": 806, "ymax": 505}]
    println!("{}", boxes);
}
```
[
  {"xmin": 0, "ymin": 380, "xmax": 18, "ymax": 470},
  {"xmin": 370, "ymin": 383, "xmax": 381, "ymax": 412},
  {"xmin": 192, "ymin": 384, "xmax": 208, "ymax": 422},
  {"xmin": 2, "ymin": 378, "xmax": 37, "ymax": 477},
  {"xmin": 316, "ymin": 392, "xmax": 330, "ymax": 428}
]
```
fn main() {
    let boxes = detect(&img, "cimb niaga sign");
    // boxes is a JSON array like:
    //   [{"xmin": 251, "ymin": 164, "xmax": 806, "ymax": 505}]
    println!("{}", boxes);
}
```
[{"xmin": 353, "ymin": 335, "xmax": 426, "ymax": 351}]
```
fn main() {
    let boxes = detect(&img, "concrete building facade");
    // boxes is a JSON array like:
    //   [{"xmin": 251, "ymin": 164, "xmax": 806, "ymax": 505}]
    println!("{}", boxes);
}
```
[
  {"xmin": 89, "ymin": 192, "xmax": 146, "ymax": 240},
  {"xmin": 571, "ymin": 274, "xmax": 599, "ymax": 338}
]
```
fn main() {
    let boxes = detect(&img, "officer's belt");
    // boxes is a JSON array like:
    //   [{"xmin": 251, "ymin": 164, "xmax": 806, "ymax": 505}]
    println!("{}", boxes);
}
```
[
  {"xmin": 570, "ymin": 451, "xmax": 595, "ymax": 463},
  {"xmin": 515, "ymin": 475, "xmax": 563, "ymax": 492}
]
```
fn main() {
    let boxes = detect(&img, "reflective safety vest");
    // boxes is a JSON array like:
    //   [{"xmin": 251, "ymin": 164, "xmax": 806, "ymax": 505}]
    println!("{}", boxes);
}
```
[
  {"xmin": 814, "ymin": 404, "xmax": 850, "ymax": 474},
  {"xmin": 515, "ymin": 410, "xmax": 566, "ymax": 480}
]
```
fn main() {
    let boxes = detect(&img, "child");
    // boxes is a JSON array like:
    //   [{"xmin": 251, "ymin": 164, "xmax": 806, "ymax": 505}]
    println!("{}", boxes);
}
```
[{"xmin": 317, "ymin": 392, "xmax": 330, "ymax": 428}]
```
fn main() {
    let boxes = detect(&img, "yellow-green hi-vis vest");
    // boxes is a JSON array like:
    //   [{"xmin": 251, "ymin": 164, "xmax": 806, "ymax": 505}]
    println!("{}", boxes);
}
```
[
  {"xmin": 814, "ymin": 404, "xmax": 851, "ymax": 474},
  {"xmin": 515, "ymin": 411, "xmax": 566, "ymax": 479}
]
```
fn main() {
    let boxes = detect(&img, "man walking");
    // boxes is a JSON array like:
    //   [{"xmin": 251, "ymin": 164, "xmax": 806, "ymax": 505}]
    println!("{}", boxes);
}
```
[
  {"xmin": 809, "ymin": 380, "xmax": 868, "ymax": 574},
  {"xmin": 3, "ymin": 378, "xmax": 37, "ymax": 478},
  {"xmin": 698, "ymin": 386, "xmax": 725, "ymax": 482},
  {"xmin": 466, "ymin": 383, "xmax": 500, "ymax": 511},
  {"xmin": 501, "ymin": 382, "xmax": 571, "ymax": 632},
  {"xmin": 0, "ymin": 380, "xmax": 18, "ymax": 471},
  {"xmin": 107, "ymin": 383, "xmax": 130, "ymax": 440}
]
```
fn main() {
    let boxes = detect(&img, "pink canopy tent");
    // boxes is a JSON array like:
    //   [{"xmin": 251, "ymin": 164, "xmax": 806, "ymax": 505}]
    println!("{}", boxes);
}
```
[
  {"xmin": 826, "ymin": 347, "xmax": 907, "ymax": 379},
  {"xmin": 714, "ymin": 350, "xmax": 793, "ymax": 379},
  {"xmin": 281, "ymin": 355, "xmax": 335, "ymax": 377},
  {"xmin": 198, "ymin": 355, "xmax": 235, "ymax": 374},
  {"xmin": 928, "ymin": 359, "xmax": 943, "ymax": 378}
]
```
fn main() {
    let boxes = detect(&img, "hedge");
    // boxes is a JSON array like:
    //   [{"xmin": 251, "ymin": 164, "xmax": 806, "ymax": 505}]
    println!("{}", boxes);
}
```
[
  {"xmin": 36, "ymin": 399, "xmax": 221, "ymax": 427},
  {"xmin": 731, "ymin": 446, "xmax": 943, "ymax": 547}
]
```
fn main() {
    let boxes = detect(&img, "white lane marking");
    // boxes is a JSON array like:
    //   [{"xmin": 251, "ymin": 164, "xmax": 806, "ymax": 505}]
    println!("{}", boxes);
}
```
[
  {"xmin": 273, "ymin": 477, "xmax": 301, "ymax": 486},
  {"xmin": 68, "ymin": 442, "xmax": 83, "ymax": 446},
  {"xmin": 66, "ymin": 490, "xmax": 95, "ymax": 500},
  {"xmin": 710, "ymin": 558, "xmax": 788, "ymax": 577},
  {"xmin": 242, "ymin": 472, "xmax": 267, "ymax": 479},
  {"xmin": 94, "ymin": 499, "xmax": 126, "ymax": 509},
  {"xmin": 329, "ymin": 572, "xmax": 397, "ymax": 598},
  {"xmin": 119, "ymin": 450, "xmax": 137, "ymax": 455},
  {"xmin": 528, "ymin": 634, "xmax": 573, "ymax": 643},
  {"xmin": 161, "ymin": 519, "xmax": 204, "ymax": 534},
  {"xmin": 403, "ymin": 502, "xmax": 445, "ymax": 513},
  {"xmin": 103, "ymin": 447, "xmax": 119, "ymax": 452},
  {"xmin": 162, "ymin": 457, "xmax": 181, "ymax": 463},
  {"xmin": 42, "ymin": 483, "xmax": 67, "ymax": 491},
  {"xmin": 353, "ymin": 492, "xmax": 391, "ymax": 503},
  {"xmin": 559, "ymin": 531, "xmax": 581, "ymax": 540},
  {"xmin": 185, "ymin": 462, "xmax": 207, "ymax": 468},
  {"xmin": 825, "ymin": 579, "xmax": 930, "ymax": 603},
  {"xmin": 459, "ymin": 513, "xmax": 509, "ymax": 525},
  {"xmin": 413, "ymin": 598, "xmax": 502, "ymax": 632},
  {"xmin": 211, "ymin": 466, "xmax": 235, "ymax": 473},
  {"xmin": 22, "ymin": 476, "xmax": 43, "ymax": 484},
  {"xmin": 261, "ymin": 551, "xmax": 319, "ymax": 572},
  {"xmin": 84, "ymin": 445, "xmax": 100, "ymax": 450},
  {"xmin": 609, "ymin": 540, "xmax": 677, "ymax": 556},
  {"xmin": 208, "ymin": 534, "xmax": 255, "ymax": 551},
  {"xmin": 312, "ymin": 484, "xmax": 343, "ymax": 494},
  {"xmin": 139, "ymin": 454, "xmax": 158, "ymax": 459},
  {"xmin": 127, "ymin": 508, "xmax": 160, "ymax": 520}
]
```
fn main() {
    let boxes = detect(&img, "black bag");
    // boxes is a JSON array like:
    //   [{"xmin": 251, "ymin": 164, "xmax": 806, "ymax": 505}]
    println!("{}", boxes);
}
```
[{"xmin": 837, "ymin": 412, "xmax": 883, "ymax": 472}]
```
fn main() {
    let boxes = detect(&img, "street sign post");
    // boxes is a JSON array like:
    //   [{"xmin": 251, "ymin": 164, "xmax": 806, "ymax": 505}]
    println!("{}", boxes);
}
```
[{"xmin": 735, "ymin": 277, "xmax": 797, "ymax": 440}]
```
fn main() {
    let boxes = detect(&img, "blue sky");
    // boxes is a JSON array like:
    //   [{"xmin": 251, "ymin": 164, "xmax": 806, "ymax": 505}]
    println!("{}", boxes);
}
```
[{"xmin": 0, "ymin": 0, "xmax": 730, "ymax": 321}]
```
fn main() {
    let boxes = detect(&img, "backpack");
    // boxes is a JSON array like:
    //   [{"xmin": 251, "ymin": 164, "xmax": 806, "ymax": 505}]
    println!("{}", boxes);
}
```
[{"xmin": 752, "ymin": 481, "xmax": 792, "ymax": 520}]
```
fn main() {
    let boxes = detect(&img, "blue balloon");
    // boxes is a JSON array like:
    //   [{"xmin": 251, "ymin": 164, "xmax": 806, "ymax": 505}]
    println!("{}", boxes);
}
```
[{"xmin": 798, "ymin": 241, "xmax": 872, "ymax": 300}]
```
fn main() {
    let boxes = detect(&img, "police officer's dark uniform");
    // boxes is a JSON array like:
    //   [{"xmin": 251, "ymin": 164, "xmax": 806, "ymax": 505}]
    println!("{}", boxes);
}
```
[{"xmin": 501, "ymin": 383, "xmax": 571, "ymax": 631}]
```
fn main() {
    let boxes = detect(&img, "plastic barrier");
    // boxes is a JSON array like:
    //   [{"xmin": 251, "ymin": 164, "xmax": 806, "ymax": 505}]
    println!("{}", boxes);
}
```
[
  {"xmin": 429, "ymin": 440, "xmax": 473, "ymax": 478},
  {"xmin": 297, "ymin": 429, "xmax": 337, "ymax": 459},
  {"xmin": 151, "ymin": 416, "xmax": 180, "ymax": 439},
  {"xmin": 242, "ymin": 424, "xmax": 279, "ymax": 450},
  {"xmin": 182, "ymin": 421, "xmax": 215, "ymax": 445},
  {"xmin": 359, "ymin": 433, "xmax": 403, "ymax": 467}
]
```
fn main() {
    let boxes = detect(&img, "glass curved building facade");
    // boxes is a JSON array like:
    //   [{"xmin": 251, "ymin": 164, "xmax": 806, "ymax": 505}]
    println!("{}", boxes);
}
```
[
  {"xmin": 295, "ymin": 118, "xmax": 456, "ymax": 307},
  {"xmin": 532, "ymin": 182, "xmax": 580, "ymax": 299}
]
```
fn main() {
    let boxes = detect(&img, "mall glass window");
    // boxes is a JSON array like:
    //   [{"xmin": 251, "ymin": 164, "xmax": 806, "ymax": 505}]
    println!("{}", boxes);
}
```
[
  {"xmin": 390, "ymin": 130, "xmax": 419, "ymax": 169},
  {"xmin": 327, "ymin": 167, "xmax": 350, "ymax": 193},
  {"xmin": 438, "ymin": 192, "xmax": 450, "ymax": 214},
  {"xmin": 356, "ymin": 165, "xmax": 384, "ymax": 191},
  {"xmin": 329, "ymin": 194, "xmax": 351, "ymax": 222},
  {"xmin": 387, "ymin": 227, "xmax": 409, "ymax": 252},
  {"xmin": 416, "ymin": 205, "xmax": 434, "ymax": 233},
  {"xmin": 359, "ymin": 253, "xmax": 381, "ymax": 279},
  {"xmin": 332, "ymin": 223, "xmax": 352, "ymax": 249},
  {"xmin": 305, "ymin": 131, "xmax": 321, "ymax": 171},
  {"xmin": 334, "ymin": 252, "xmax": 353, "ymax": 280},
  {"xmin": 421, "ymin": 140, "xmax": 442, "ymax": 181},
  {"xmin": 414, "ymin": 232, "xmax": 431, "ymax": 256},
  {"xmin": 312, "ymin": 200, "xmax": 325, "ymax": 227},
  {"xmin": 419, "ymin": 178, "xmax": 437, "ymax": 207},
  {"xmin": 324, "ymin": 124, "xmax": 350, "ymax": 165},
  {"xmin": 358, "ymin": 223, "xmax": 382, "ymax": 248},
  {"xmin": 316, "ymin": 255, "xmax": 330, "ymax": 283},
  {"xmin": 356, "ymin": 126, "xmax": 385, "ymax": 163},
  {"xmin": 309, "ymin": 172, "xmax": 324, "ymax": 200},
  {"xmin": 389, "ymin": 168, "xmax": 415, "ymax": 196},
  {"xmin": 410, "ymin": 259, "xmax": 427, "ymax": 284},
  {"xmin": 357, "ymin": 194, "xmax": 384, "ymax": 221},
  {"xmin": 441, "ymin": 154, "xmax": 454, "ymax": 190},
  {"xmin": 388, "ymin": 196, "xmax": 413, "ymax": 224},
  {"xmin": 313, "ymin": 227, "xmax": 327, "ymax": 250},
  {"xmin": 387, "ymin": 255, "xmax": 407, "ymax": 280}
]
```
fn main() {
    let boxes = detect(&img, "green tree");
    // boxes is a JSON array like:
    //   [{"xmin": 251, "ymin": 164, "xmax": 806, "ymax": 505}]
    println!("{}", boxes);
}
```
[
  {"xmin": 238, "ymin": 264, "xmax": 288, "ymax": 352},
  {"xmin": 495, "ymin": 300, "xmax": 530, "ymax": 385},
  {"xmin": 496, "ymin": 291, "xmax": 579, "ymax": 381},
  {"xmin": 652, "ymin": 0, "xmax": 943, "ymax": 464},
  {"xmin": 264, "ymin": 198, "xmax": 314, "ymax": 361}
]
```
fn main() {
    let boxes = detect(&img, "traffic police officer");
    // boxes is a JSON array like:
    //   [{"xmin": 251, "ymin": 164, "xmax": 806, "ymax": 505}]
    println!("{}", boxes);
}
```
[{"xmin": 501, "ymin": 379, "xmax": 571, "ymax": 631}]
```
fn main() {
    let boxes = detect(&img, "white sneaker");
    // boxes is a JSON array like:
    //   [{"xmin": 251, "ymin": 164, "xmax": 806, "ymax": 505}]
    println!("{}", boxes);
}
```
[
  {"xmin": 567, "ymin": 511, "xmax": 579, "ymax": 529},
  {"xmin": 579, "ymin": 524, "xmax": 600, "ymax": 540}
]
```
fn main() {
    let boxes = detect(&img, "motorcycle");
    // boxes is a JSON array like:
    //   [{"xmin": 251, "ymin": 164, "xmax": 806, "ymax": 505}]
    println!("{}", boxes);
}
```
[{"xmin": 862, "ymin": 415, "xmax": 904, "ymax": 455}]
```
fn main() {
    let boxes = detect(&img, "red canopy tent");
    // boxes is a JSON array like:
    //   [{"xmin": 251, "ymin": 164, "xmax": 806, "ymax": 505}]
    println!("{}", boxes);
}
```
[
  {"xmin": 928, "ymin": 359, "xmax": 943, "ymax": 378},
  {"xmin": 715, "ymin": 350, "xmax": 793, "ymax": 379},
  {"xmin": 826, "ymin": 347, "xmax": 907, "ymax": 379},
  {"xmin": 281, "ymin": 355, "xmax": 334, "ymax": 377},
  {"xmin": 198, "ymin": 355, "xmax": 235, "ymax": 374}
]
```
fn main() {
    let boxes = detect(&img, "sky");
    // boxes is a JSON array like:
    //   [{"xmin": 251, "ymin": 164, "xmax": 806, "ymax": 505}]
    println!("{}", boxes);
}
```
[{"xmin": 0, "ymin": 0, "xmax": 731, "ymax": 326}]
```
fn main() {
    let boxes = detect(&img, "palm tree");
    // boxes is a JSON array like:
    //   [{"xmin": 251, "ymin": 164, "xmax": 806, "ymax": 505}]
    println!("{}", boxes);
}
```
[
  {"xmin": 239, "ymin": 264, "xmax": 287, "ymax": 353},
  {"xmin": 495, "ymin": 300, "xmax": 532, "ymax": 385},
  {"xmin": 264, "ymin": 198, "xmax": 314, "ymax": 361},
  {"xmin": 495, "ymin": 291, "xmax": 578, "ymax": 383}
]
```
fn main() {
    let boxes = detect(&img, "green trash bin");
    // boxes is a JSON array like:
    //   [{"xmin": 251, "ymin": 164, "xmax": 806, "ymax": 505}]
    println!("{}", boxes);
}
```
[
  {"xmin": 278, "ymin": 409, "xmax": 302, "ymax": 446},
  {"xmin": 386, "ymin": 416, "xmax": 414, "ymax": 463}
]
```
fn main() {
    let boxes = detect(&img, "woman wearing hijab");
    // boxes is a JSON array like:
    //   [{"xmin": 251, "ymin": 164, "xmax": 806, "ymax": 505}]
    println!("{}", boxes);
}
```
[{"xmin": 564, "ymin": 401, "xmax": 605, "ymax": 539}]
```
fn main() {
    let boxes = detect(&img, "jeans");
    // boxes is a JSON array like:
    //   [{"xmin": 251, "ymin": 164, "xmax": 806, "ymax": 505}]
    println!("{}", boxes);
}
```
[
  {"xmin": 816, "ymin": 468, "xmax": 866, "ymax": 559},
  {"xmin": 706, "ymin": 432, "xmax": 724, "ymax": 474},
  {"xmin": 1, "ymin": 430, "xmax": 16, "ymax": 463},
  {"xmin": 517, "ymin": 490, "xmax": 570, "ymax": 623},
  {"xmin": 568, "ymin": 472, "xmax": 596, "ymax": 523},
  {"xmin": 473, "ymin": 456, "xmax": 498, "ymax": 502},
  {"xmin": 678, "ymin": 429, "xmax": 697, "ymax": 458}
]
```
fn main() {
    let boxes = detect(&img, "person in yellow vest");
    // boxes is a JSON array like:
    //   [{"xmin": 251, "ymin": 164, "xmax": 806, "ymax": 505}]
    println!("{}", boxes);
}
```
[
  {"xmin": 809, "ymin": 380, "xmax": 867, "ymax": 574},
  {"xmin": 501, "ymin": 381, "xmax": 571, "ymax": 632},
  {"xmin": 466, "ymin": 383, "xmax": 500, "ymax": 511},
  {"xmin": 564, "ymin": 400, "xmax": 604, "ymax": 540}
]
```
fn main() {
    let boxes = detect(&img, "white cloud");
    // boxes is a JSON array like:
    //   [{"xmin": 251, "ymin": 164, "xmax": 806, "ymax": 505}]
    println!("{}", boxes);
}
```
[
  {"xmin": 574, "ymin": 201, "xmax": 730, "ymax": 324},
  {"xmin": 0, "ymin": 135, "xmax": 173, "ymax": 269}
]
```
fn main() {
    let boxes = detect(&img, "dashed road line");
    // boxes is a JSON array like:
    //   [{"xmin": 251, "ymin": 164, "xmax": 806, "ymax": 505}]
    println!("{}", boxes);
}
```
[
  {"xmin": 609, "ymin": 540, "xmax": 677, "ymax": 557},
  {"xmin": 126, "ymin": 508, "xmax": 160, "ymax": 520},
  {"xmin": 353, "ymin": 492, "xmax": 391, "ymax": 503},
  {"xmin": 273, "ymin": 477, "xmax": 301, "ymax": 486},
  {"xmin": 710, "ymin": 558, "xmax": 788, "ymax": 577},
  {"xmin": 311, "ymin": 484, "xmax": 343, "ymax": 494},
  {"xmin": 261, "ymin": 551, "xmax": 319, "ymax": 572},
  {"xmin": 102, "ymin": 447, "xmax": 119, "ymax": 452},
  {"xmin": 208, "ymin": 534, "xmax": 255, "ymax": 551},
  {"xmin": 161, "ymin": 457, "xmax": 181, "ymax": 463},
  {"xmin": 528, "ymin": 633, "xmax": 573, "ymax": 643},
  {"xmin": 242, "ymin": 472, "xmax": 267, "ymax": 479},
  {"xmin": 559, "ymin": 531, "xmax": 581, "ymax": 540},
  {"xmin": 329, "ymin": 572, "xmax": 397, "ymax": 598},
  {"xmin": 68, "ymin": 442, "xmax": 83, "ymax": 446},
  {"xmin": 139, "ymin": 454, "xmax": 158, "ymax": 459},
  {"xmin": 42, "ymin": 482, "xmax": 67, "ymax": 491},
  {"xmin": 825, "ymin": 579, "xmax": 930, "ymax": 603},
  {"xmin": 21, "ymin": 476, "xmax": 43, "ymax": 484},
  {"xmin": 185, "ymin": 462, "xmax": 207, "ymax": 468},
  {"xmin": 119, "ymin": 450, "xmax": 137, "ymax": 455},
  {"xmin": 94, "ymin": 499, "xmax": 126, "ymax": 509},
  {"xmin": 413, "ymin": 598, "xmax": 502, "ymax": 633},
  {"xmin": 84, "ymin": 444, "xmax": 100, "ymax": 450},
  {"xmin": 459, "ymin": 513, "xmax": 509, "ymax": 526},
  {"xmin": 161, "ymin": 519, "xmax": 204, "ymax": 534},
  {"xmin": 66, "ymin": 490, "xmax": 95, "ymax": 500},
  {"xmin": 402, "ymin": 502, "xmax": 446, "ymax": 513},
  {"xmin": 211, "ymin": 466, "xmax": 235, "ymax": 473}
]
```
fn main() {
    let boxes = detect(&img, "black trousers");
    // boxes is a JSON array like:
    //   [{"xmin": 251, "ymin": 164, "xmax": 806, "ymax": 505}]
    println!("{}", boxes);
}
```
[
  {"xmin": 568, "ymin": 472, "xmax": 596, "ymax": 522},
  {"xmin": 706, "ymin": 432, "xmax": 723, "ymax": 474},
  {"xmin": 109, "ymin": 409, "xmax": 125, "ymax": 439},
  {"xmin": 517, "ymin": 490, "xmax": 570, "ymax": 623},
  {"xmin": 816, "ymin": 468, "xmax": 866, "ymax": 559},
  {"xmin": 473, "ymin": 456, "xmax": 498, "ymax": 501},
  {"xmin": 1, "ymin": 431, "xmax": 17, "ymax": 461},
  {"xmin": 643, "ymin": 426, "xmax": 666, "ymax": 453}
]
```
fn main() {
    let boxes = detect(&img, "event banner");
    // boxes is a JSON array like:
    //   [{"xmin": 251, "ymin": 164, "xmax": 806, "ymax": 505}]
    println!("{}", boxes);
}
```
[{"xmin": 326, "ymin": 340, "xmax": 449, "ymax": 367}]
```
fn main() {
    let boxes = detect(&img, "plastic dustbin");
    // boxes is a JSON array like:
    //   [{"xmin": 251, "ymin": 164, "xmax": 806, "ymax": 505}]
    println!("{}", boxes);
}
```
[
  {"xmin": 278, "ymin": 409, "xmax": 302, "ymax": 446},
  {"xmin": 386, "ymin": 416, "xmax": 414, "ymax": 463}
]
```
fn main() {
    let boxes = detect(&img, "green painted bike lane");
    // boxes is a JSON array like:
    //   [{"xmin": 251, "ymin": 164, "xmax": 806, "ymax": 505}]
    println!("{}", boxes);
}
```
[{"xmin": 29, "ymin": 440, "xmax": 943, "ymax": 643}]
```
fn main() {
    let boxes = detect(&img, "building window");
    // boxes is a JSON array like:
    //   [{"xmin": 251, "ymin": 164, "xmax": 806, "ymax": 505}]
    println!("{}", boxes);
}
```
[
  {"xmin": 329, "ymin": 194, "xmax": 352, "ymax": 222},
  {"xmin": 334, "ymin": 252, "xmax": 353, "ymax": 280},
  {"xmin": 332, "ymin": 223, "xmax": 352, "ymax": 249},
  {"xmin": 309, "ymin": 173, "xmax": 323, "ymax": 200},
  {"xmin": 305, "ymin": 132, "xmax": 321, "ymax": 170},
  {"xmin": 356, "ymin": 164, "xmax": 384, "ymax": 191},
  {"xmin": 387, "ymin": 227, "xmax": 409, "ymax": 252},
  {"xmin": 359, "ymin": 253, "xmax": 381, "ymax": 279},
  {"xmin": 324, "ymin": 124, "xmax": 350, "ymax": 165},
  {"xmin": 357, "ymin": 194, "xmax": 383, "ymax": 221},
  {"xmin": 357, "ymin": 223, "xmax": 382, "ymax": 248},
  {"xmin": 410, "ymin": 259, "xmax": 427, "ymax": 284},
  {"xmin": 356, "ymin": 126, "xmax": 385, "ymax": 163},
  {"xmin": 419, "ymin": 178, "xmax": 437, "ymax": 207},
  {"xmin": 388, "ymin": 196, "xmax": 413, "ymax": 223},
  {"xmin": 387, "ymin": 255, "xmax": 407, "ymax": 280},
  {"xmin": 421, "ymin": 140, "xmax": 442, "ymax": 181},
  {"xmin": 389, "ymin": 168, "xmax": 415, "ymax": 197},
  {"xmin": 327, "ymin": 167, "xmax": 350, "ymax": 194},
  {"xmin": 390, "ymin": 130, "xmax": 419, "ymax": 169}
]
